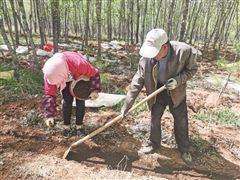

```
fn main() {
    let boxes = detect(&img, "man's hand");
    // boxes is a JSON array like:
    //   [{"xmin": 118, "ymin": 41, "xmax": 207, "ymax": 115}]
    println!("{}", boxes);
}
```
[
  {"xmin": 166, "ymin": 78, "xmax": 177, "ymax": 90},
  {"xmin": 89, "ymin": 91, "xmax": 99, "ymax": 100},
  {"xmin": 44, "ymin": 117, "xmax": 55, "ymax": 127}
]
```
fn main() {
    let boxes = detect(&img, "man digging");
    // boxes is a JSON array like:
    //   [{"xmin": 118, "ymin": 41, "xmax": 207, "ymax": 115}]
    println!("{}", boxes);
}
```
[{"xmin": 121, "ymin": 29, "xmax": 198, "ymax": 164}]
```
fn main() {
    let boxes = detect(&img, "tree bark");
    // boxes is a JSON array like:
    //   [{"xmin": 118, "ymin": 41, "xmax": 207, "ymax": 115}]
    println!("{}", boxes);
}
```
[
  {"xmin": 135, "ymin": 0, "xmax": 140, "ymax": 44},
  {"xmin": 154, "ymin": 0, "xmax": 162, "ymax": 28},
  {"xmin": 18, "ymin": 0, "xmax": 37, "ymax": 59},
  {"xmin": 51, "ymin": 0, "xmax": 60, "ymax": 53},
  {"xmin": 129, "ymin": 0, "xmax": 134, "ymax": 44},
  {"xmin": 96, "ymin": 0, "xmax": 102, "ymax": 59},
  {"xmin": 179, "ymin": 0, "xmax": 189, "ymax": 41},
  {"xmin": 186, "ymin": 0, "xmax": 197, "ymax": 40},
  {"xmin": 107, "ymin": 0, "xmax": 112, "ymax": 41},
  {"xmin": 64, "ymin": 3, "xmax": 69, "ymax": 43},
  {"xmin": 84, "ymin": 0, "xmax": 90, "ymax": 46},
  {"xmin": 188, "ymin": 1, "xmax": 202, "ymax": 44},
  {"xmin": 35, "ymin": 0, "xmax": 46, "ymax": 48},
  {"xmin": 141, "ymin": 0, "xmax": 148, "ymax": 43},
  {"xmin": 0, "ymin": 17, "xmax": 17, "ymax": 62},
  {"xmin": 167, "ymin": 0, "xmax": 175, "ymax": 39},
  {"xmin": 9, "ymin": 0, "xmax": 19, "ymax": 46},
  {"xmin": 2, "ymin": 0, "xmax": 15, "ymax": 48},
  {"xmin": 203, "ymin": 0, "xmax": 212, "ymax": 55}
]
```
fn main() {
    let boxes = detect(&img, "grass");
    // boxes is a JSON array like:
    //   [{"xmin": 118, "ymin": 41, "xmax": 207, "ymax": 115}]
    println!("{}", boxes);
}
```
[
  {"xmin": 194, "ymin": 107, "xmax": 240, "ymax": 127},
  {"xmin": 216, "ymin": 57, "xmax": 240, "ymax": 73},
  {"xmin": 233, "ymin": 42, "xmax": 240, "ymax": 54},
  {"xmin": 100, "ymin": 72, "xmax": 111, "ymax": 92},
  {"xmin": 131, "ymin": 98, "xmax": 149, "ymax": 116},
  {"xmin": 191, "ymin": 135, "xmax": 219, "ymax": 157},
  {"xmin": 0, "ymin": 64, "xmax": 43, "ymax": 104}
]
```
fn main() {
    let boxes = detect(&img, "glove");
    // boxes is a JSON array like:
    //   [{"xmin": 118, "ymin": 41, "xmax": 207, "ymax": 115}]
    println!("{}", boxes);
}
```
[
  {"xmin": 89, "ymin": 91, "xmax": 99, "ymax": 100},
  {"xmin": 165, "ymin": 78, "xmax": 177, "ymax": 90},
  {"xmin": 44, "ymin": 117, "xmax": 55, "ymax": 127}
]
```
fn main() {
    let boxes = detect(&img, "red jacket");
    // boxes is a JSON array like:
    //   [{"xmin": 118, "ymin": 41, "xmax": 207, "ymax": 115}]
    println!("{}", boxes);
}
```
[
  {"xmin": 44, "ymin": 51, "xmax": 99, "ymax": 96},
  {"xmin": 42, "ymin": 51, "xmax": 101, "ymax": 118}
]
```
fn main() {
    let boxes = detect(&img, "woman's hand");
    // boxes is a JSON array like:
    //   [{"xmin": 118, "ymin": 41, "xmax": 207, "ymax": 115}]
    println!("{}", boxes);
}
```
[
  {"xmin": 89, "ymin": 91, "xmax": 99, "ymax": 100},
  {"xmin": 44, "ymin": 117, "xmax": 55, "ymax": 127}
]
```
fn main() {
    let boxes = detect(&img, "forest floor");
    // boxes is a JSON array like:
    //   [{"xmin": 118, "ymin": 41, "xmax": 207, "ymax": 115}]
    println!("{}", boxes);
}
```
[{"xmin": 0, "ymin": 41, "xmax": 240, "ymax": 179}]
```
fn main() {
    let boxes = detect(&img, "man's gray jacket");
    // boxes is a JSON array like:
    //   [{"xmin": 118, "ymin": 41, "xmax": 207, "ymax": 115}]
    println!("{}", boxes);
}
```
[{"xmin": 122, "ymin": 41, "xmax": 199, "ymax": 112}]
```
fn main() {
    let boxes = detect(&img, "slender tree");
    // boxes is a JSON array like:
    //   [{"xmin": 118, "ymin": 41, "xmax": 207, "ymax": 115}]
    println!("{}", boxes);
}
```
[
  {"xmin": 35, "ymin": 0, "xmax": 46, "ymax": 48},
  {"xmin": 167, "ymin": 0, "xmax": 175, "ymax": 39},
  {"xmin": 135, "ymin": 0, "xmax": 140, "ymax": 43},
  {"xmin": 107, "ymin": 0, "xmax": 112, "ymax": 41},
  {"xmin": 84, "ymin": 0, "xmax": 90, "ymax": 46},
  {"xmin": 141, "ymin": 0, "xmax": 148, "ymax": 43},
  {"xmin": 51, "ymin": 0, "xmax": 60, "ymax": 52},
  {"xmin": 18, "ymin": 0, "xmax": 37, "ymax": 60},
  {"xmin": 179, "ymin": 0, "xmax": 189, "ymax": 41},
  {"xmin": 96, "ymin": 0, "xmax": 102, "ymax": 59}
]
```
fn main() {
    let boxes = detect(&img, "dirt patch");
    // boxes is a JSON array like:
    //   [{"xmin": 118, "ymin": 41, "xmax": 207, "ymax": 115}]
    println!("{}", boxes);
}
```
[{"xmin": 1, "ymin": 60, "xmax": 240, "ymax": 179}]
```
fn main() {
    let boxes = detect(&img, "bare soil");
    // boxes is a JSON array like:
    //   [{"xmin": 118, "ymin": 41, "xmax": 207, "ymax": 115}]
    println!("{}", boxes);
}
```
[{"xmin": 0, "ymin": 59, "xmax": 240, "ymax": 179}]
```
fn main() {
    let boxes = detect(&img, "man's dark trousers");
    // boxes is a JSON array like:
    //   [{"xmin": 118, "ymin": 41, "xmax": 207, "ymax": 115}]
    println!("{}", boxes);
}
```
[{"xmin": 150, "ymin": 85, "xmax": 190, "ymax": 153}]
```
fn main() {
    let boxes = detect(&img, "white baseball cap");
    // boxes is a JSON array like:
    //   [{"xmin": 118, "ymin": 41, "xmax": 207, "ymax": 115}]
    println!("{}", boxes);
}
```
[{"xmin": 139, "ymin": 29, "xmax": 168, "ymax": 58}]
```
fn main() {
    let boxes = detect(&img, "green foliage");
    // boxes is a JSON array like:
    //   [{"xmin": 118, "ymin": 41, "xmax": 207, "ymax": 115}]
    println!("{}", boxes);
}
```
[
  {"xmin": 112, "ymin": 100, "xmax": 124, "ymax": 112},
  {"xmin": 100, "ymin": 72, "xmax": 110, "ymax": 89},
  {"xmin": 131, "ymin": 98, "xmax": 148, "ymax": 117},
  {"xmin": 23, "ymin": 110, "xmax": 42, "ymax": 126},
  {"xmin": 194, "ymin": 107, "xmax": 240, "ymax": 127},
  {"xmin": 191, "ymin": 135, "xmax": 218, "ymax": 156},
  {"xmin": 216, "ymin": 57, "xmax": 240, "ymax": 73},
  {"xmin": 233, "ymin": 42, "xmax": 240, "ymax": 54},
  {"xmin": 0, "ymin": 65, "xmax": 43, "ymax": 103}
]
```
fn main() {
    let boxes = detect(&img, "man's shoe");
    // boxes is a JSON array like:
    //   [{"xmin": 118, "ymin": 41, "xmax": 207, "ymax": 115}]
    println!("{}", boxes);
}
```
[
  {"xmin": 181, "ymin": 152, "xmax": 193, "ymax": 165},
  {"xmin": 76, "ymin": 124, "xmax": 84, "ymax": 130},
  {"xmin": 138, "ymin": 142, "xmax": 160, "ymax": 155},
  {"xmin": 59, "ymin": 124, "xmax": 70, "ymax": 130}
]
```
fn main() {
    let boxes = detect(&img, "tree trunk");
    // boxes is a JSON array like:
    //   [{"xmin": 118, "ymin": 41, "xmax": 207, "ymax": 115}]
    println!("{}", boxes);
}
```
[
  {"xmin": 35, "ymin": 0, "xmax": 45, "ymax": 48},
  {"xmin": 0, "ymin": 17, "xmax": 17, "ymax": 62},
  {"xmin": 167, "ymin": 0, "xmax": 175, "ymax": 39},
  {"xmin": 2, "ymin": 0, "xmax": 15, "ymax": 48},
  {"xmin": 51, "ymin": 0, "xmax": 60, "ymax": 53},
  {"xmin": 203, "ymin": 0, "xmax": 212, "ymax": 54},
  {"xmin": 218, "ymin": 2, "xmax": 235, "ymax": 50},
  {"xmin": 186, "ymin": 0, "xmax": 197, "ymax": 40},
  {"xmin": 135, "ymin": 0, "xmax": 140, "ymax": 44},
  {"xmin": 32, "ymin": 0, "xmax": 38, "ymax": 34},
  {"xmin": 129, "ymin": 0, "xmax": 134, "ymax": 44},
  {"xmin": 235, "ymin": 0, "xmax": 239, "ymax": 41},
  {"xmin": 84, "ymin": 0, "xmax": 90, "ymax": 46},
  {"xmin": 107, "ymin": 0, "xmax": 112, "ymax": 41},
  {"xmin": 96, "ymin": 0, "xmax": 102, "ymax": 59},
  {"xmin": 90, "ymin": 1, "xmax": 95, "ymax": 38},
  {"xmin": 179, "ymin": 0, "xmax": 189, "ymax": 41},
  {"xmin": 73, "ymin": 2, "xmax": 78, "ymax": 36},
  {"xmin": 118, "ymin": 0, "xmax": 125, "ymax": 40},
  {"xmin": 141, "ymin": 0, "xmax": 148, "ymax": 43},
  {"xmin": 64, "ymin": 3, "xmax": 69, "ymax": 43},
  {"xmin": 154, "ymin": 0, "xmax": 162, "ymax": 28},
  {"xmin": 188, "ymin": 1, "xmax": 202, "ymax": 44},
  {"xmin": 29, "ymin": 0, "xmax": 33, "ymax": 34},
  {"xmin": 18, "ymin": 0, "xmax": 37, "ymax": 59},
  {"xmin": 9, "ymin": 0, "xmax": 19, "ymax": 46},
  {"xmin": 126, "ymin": 0, "xmax": 130, "ymax": 43},
  {"xmin": 121, "ymin": 0, "xmax": 126, "ymax": 40},
  {"xmin": 42, "ymin": 0, "xmax": 51, "ymax": 37}
]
